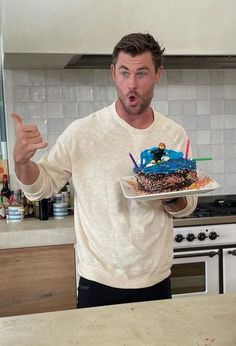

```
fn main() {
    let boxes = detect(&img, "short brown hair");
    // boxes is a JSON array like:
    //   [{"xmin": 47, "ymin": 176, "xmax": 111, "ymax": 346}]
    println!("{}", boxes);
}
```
[{"xmin": 112, "ymin": 33, "xmax": 165, "ymax": 72}]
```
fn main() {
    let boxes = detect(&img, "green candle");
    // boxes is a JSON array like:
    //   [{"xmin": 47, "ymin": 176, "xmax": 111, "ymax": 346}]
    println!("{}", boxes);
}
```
[{"xmin": 192, "ymin": 157, "xmax": 212, "ymax": 161}]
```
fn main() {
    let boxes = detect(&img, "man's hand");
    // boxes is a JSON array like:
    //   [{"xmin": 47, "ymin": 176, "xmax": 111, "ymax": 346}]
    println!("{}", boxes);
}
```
[{"xmin": 11, "ymin": 112, "xmax": 48, "ymax": 164}]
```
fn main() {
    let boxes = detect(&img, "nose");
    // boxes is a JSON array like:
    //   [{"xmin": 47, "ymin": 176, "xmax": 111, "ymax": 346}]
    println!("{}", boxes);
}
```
[{"xmin": 128, "ymin": 75, "xmax": 137, "ymax": 89}]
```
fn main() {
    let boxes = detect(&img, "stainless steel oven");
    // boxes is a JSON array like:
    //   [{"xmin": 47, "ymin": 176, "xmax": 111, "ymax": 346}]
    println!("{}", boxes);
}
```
[{"xmin": 172, "ymin": 194, "xmax": 236, "ymax": 298}]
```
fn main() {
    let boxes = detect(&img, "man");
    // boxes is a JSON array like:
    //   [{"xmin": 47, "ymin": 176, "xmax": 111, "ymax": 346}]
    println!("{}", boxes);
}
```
[{"xmin": 12, "ymin": 33, "xmax": 197, "ymax": 308}]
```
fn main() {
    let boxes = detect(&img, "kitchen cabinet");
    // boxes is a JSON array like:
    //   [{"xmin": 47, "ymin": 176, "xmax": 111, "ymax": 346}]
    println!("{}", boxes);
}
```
[
  {"xmin": 2, "ymin": 0, "xmax": 236, "ymax": 69},
  {"xmin": 223, "ymin": 247, "xmax": 236, "ymax": 293},
  {"xmin": 0, "ymin": 244, "xmax": 77, "ymax": 317}
]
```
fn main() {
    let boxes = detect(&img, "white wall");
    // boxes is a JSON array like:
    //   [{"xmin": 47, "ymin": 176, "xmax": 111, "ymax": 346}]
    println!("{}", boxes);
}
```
[{"xmin": 3, "ymin": 0, "xmax": 236, "ymax": 55}]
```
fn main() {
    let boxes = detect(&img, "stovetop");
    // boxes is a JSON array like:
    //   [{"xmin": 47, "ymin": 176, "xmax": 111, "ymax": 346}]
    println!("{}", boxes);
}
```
[{"xmin": 174, "ymin": 195, "xmax": 236, "ymax": 227}]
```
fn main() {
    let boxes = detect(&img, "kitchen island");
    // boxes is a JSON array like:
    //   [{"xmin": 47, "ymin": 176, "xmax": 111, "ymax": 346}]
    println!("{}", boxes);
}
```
[
  {"xmin": 0, "ymin": 216, "xmax": 77, "ymax": 317},
  {"xmin": 0, "ymin": 293, "xmax": 235, "ymax": 346}
]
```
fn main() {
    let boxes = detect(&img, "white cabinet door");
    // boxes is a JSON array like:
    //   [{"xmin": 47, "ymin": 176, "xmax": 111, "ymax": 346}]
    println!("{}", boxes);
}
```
[{"xmin": 223, "ymin": 248, "xmax": 236, "ymax": 293}]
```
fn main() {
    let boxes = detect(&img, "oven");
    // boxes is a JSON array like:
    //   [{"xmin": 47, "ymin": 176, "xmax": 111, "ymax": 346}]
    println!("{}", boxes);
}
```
[
  {"xmin": 171, "ymin": 195, "xmax": 236, "ymax": 298},
  {"xmin": 171, "ymin": 249, "xmax": 220, "ymax": 296}
]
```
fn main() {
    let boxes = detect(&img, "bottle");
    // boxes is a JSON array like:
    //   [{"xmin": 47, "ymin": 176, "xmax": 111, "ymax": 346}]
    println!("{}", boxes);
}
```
[
  {"xmin": 21, "ymin": 192, "xmax": 28, "ymax": 218},
  {"xmin": 27, "ymin": 200, "xmax": 35, "ymax": 218},
  {"xmin": 0, "ymin": 196, "xmax": 6, "ymax": 219},
  {"xmin": 1, "ymin": 174, "xmax": 11, "ymax": 205},
  {"xmin": 38, "ymin": 198, "xmax": 49, "ymax": 221}
]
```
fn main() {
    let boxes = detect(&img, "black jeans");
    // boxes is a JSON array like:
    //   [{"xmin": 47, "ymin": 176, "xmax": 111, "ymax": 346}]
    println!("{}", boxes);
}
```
[{"xmin": 77, "ymin": 276, "xmax": 172, "ymax": 308}]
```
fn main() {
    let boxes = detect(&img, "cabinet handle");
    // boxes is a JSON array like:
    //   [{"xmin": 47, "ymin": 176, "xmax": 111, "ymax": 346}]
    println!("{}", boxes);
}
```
[{"xmin": 228, "ymin": 250, "xmax": 236, "ymax": 256}]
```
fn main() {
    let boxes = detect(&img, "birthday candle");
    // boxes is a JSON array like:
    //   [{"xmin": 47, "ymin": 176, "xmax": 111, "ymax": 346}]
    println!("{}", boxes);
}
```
[{"xmin": 184, "ymin": 138, "xmax": 190, "ymax": 159}]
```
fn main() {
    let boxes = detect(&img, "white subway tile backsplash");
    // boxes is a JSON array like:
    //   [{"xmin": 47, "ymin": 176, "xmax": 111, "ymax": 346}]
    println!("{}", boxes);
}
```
[
  {"xmin": 62, "ymin": 86, "xmax": 77, "ymax": 102},
  {"xmin": 167, "ymin": 85, "xmax": 183, "ymax": 100},
  {"xmin": 182, "ymin": 116, "xmax": 197, "ymax": 130},
  {"xmin": 29, "ymin": 103, "xmax": 46, "ymax": 118},
  {"xmin": 92, "ymin": 70, "xmax": 108, "ymax": 85},
  {"xmin": 196, "ymin": 70, "xmax": 210, "ymax": 85},
  {"xmin": 224, "ymin": 114, "xmax": 236, "ymax": 129},
  {"xmin": 210, "ymin": 100, "xmax": 224, "ymax": 115},
  {"xmin": 46, "ymin": 102, "xmax": 63, "ymax": 118},
  {"xmin": 209, "ymin": 85, "xmax": 224, "ymax": 99},
  {"xmin": 224, "ymin": 129, "xmax": 236, "ymax": 143},
  {"xmin": 92, "ymin": 86, "xmax": 116, "ymax": 101},
  {"xmin": 210, "ymin": 70, "xmax": 224, "ymax": 84},
  {"xmin": 224, "ymin": 70, "xmax": 236, "ymax": 84},
  {"xmin": 182, "ymin": 85, "xmax": 196, "ymax": 100},
  {"xmin": 210, "ymin": 115, "xmax": 224, "ymax": 129},
  {"xmin": 62, "ymin": 103, "xmax": 77, "ymax": 117},
  {"xmin": 210, "ymin": 144, "xmax": 224, "ymax": 158},
  {"xmin": 224, "ymin": 100, "xmax": 236, "ymax": 114},
  {"xmin": 196, "ymin": 130, "xmax": 211, "ymax": 145},
  {"xmin": 197, "ymin": 115, "xmax": 210, "ymax": 130},
  {"xmin": 77, "ymin": 101, "xmax": 94, "ymax": 117},
  {"xmin": 28, "ymin": 70, "xmax": 45, "ymax": 85},
  {"xmin": 196, "ymin": 100, "xmax": 210, "ymax": 115},
  {"xmin": 168, "ymin": 100, "xmax": 183, "ymax": 115},
  {"xmin": 152, "ymin": 101, "xmax": 168, "ymax": 115},
  {"xmin": 167, "ymin": 70, "xmax": 183, "ymax": 84},
  {"xmin": 5, "ymin": 67, "xmax": 236, "ymax": 195},
  {"xmin": 76, "ymin": 86, "xmax": 93, "ymax": 101},
  {"xmin": 196, "ymin": 85, "xmax": 210, "ymax": 99},
  {"xmin": 13, "ymin": 102, "xmax": 30, "ymax": 116},
  {"xmin": 182, "ymin": 70, "xmax": 197, "ymax": 84},
  {"xmin": 45, "ymin": 70, "xmax": 62, "ymax": 85},
  {"xmin": 46, "ymin": 86, "xmax": 63, "ymax": 102},
  {"xmin": 47, "ymin": 118, "xmax": 65, "ymax": 134},
  {"xmin": 11, "ymin": 70, "xmax": 30, "ymax": 86},
  {"xmin": 210, "ymin": 159, "xmax": 224, "ymax": 174},
  {"xmin": 225, "ymin": 158, "xmax": 236, "ymax": 173},
  {"xmin": 153, "ymin": 85, "xmax": 167, "ymax": 100},
  {"xmin": 224, "ymin": 85, "xmax": 236, "ymax": 99},
  {"xmin": 182, "ymin": 100, "xmax": 196, "ymax": 115},
  {"xmin": 13, "ymin": 86, "xmax": 30, "ymax": 102},
  {"xmin": 30, "ymin": 87, "xmax": 46, "ymax": 102},
  {"xmin": 210, "ymin": 130, "xmax": 224, "ymax": 145}
]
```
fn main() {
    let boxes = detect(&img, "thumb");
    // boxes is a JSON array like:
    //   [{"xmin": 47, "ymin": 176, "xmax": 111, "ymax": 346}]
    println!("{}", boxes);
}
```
[{"xmin": 11, "ymin": 112, "xmax": 23, "ymax": 128}]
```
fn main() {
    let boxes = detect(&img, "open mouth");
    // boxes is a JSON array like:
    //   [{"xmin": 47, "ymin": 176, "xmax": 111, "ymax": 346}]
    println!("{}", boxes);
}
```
[{"xmin": 128, "ymin": 94, "xmax": 138, "ymax": 105}]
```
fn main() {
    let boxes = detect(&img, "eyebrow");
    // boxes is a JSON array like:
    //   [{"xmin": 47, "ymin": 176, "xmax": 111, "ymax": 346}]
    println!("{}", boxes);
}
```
[{"xmin": 118, "ymin": 65, "xmax": 149, "ymax": 71}]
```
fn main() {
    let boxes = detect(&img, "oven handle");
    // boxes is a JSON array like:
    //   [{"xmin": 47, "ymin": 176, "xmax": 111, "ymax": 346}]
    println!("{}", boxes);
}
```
[{"xmin": 174, "ymin": 250, "xmax": 220, "ymax": 259}]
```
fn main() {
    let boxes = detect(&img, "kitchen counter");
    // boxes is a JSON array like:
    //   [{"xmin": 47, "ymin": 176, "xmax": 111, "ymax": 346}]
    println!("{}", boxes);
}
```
[
  {"xmin": 0, "ymin": 215, "xmax": 76, "ymax": 249},
  {"xmin": 174, "ymin": 215, "xmax": 236, "ymax": 227},
  {"xmin": 0, "ymin": 293, "xmax": 235, "ymax": 346},
  {"xmin": 1, "ymin": 213, "xmax": 235, "ymax": 250}
]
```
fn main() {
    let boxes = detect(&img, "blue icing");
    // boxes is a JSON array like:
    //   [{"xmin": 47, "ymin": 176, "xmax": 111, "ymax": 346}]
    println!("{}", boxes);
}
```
[
  {"xmin": 141, "ymin": 158, "xmax": 196, "ymax": 174},
  {"xmin": 137, "ymin": 145, "xmax": 196, "ymax": 174}
]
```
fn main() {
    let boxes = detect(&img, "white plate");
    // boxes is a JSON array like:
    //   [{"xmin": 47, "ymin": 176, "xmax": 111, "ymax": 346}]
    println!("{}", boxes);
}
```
[{"xmin": 120, "ymin": 171, "xmax": 220, "ymax": 201}]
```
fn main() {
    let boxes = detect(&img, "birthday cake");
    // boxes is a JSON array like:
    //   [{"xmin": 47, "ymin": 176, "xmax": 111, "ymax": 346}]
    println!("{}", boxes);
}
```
[{"xmin": 134, "ymin": 143, "xmax": 197, "ymax": 193}]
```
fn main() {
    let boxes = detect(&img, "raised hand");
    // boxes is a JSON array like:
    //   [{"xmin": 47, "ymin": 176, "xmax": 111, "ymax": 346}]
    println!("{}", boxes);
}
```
[{"xmin": 11, "ymin": 112, "xmax": 48, "ymax": 164}]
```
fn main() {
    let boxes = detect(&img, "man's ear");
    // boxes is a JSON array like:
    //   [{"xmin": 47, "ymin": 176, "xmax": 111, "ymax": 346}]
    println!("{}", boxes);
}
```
[
  {"xmin": 155, "ymin": 65, "xmax": 163, "ymax": 83},
  {"xmin": 110, "ymin": 64, "xmax": 116, "ymax": 81}
]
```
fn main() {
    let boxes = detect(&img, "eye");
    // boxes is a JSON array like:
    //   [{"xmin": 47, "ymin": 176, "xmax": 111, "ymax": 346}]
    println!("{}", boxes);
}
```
[
  {"xmin": 120, "ymin": 71, "xmax": 129, "ymax": 78},
  {"xmin": 137, "ymin": 71, "xmax": 147, "ymax": 78}
]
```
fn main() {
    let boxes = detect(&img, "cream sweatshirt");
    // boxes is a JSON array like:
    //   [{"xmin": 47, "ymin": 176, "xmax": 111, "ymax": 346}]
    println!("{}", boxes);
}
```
[{"xmin": 20, "ymin": 102, "xmax": 197, "ymax": 288}]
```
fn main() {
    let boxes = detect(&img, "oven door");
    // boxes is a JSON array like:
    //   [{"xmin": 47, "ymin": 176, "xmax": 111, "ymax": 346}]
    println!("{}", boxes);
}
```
[{"xmin": 171, "ymin": 249, "xmax": 220, "ymax": 298}]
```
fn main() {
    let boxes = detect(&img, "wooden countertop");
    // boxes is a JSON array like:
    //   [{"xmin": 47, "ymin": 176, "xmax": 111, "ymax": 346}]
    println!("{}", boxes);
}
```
[
  {"xmin": 0, "ymin": 294, "xmax": 236, "ymax": 346},
  {"xmin": 0, "ymin": 215, "xmax": 76, "ymax": 249}
]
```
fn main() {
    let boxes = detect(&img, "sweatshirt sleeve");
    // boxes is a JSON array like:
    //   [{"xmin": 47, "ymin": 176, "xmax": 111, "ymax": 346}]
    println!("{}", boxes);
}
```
[
  {"xmin": 17, "ymin": 128, "xmax": 72, "ymax": 201},
  {"xmin": 163, "ymin": 194, "xmax": 198, "ymax": 218}
]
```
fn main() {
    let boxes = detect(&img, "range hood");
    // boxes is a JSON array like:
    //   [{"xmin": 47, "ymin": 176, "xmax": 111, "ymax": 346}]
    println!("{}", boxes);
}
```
[
  {"xmin": 3, "ymin": 53, "xmax": 236, "ymax": 70},
  {"xmin": 65, "ymin": 55, "xmax": 236, "ymax": 69}
]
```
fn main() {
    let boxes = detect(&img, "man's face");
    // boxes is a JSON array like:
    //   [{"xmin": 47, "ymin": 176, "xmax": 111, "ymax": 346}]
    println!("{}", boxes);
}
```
[{"xmin": 111, "ymin": 51, "xmax": 162, "ymax": 116}]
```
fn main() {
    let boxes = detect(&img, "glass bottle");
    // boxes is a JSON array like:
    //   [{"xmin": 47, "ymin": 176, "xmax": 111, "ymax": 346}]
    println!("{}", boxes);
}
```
[
  {"xmin": 0, "ymin": 195, "xmax": 6, "ymax": 219},
  {"xmin": 1, "ymin": 174, "xmax": 11, "ymax": 201}
]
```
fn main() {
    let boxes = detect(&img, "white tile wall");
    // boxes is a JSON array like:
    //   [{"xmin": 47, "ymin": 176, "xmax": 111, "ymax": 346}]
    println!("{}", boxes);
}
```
[{"xmin": 4, "ymin": 68, "xmax": 236, "ymax": 195}]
